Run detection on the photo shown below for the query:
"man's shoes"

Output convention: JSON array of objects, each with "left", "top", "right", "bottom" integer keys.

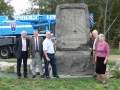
[
  {"left": 93, "top": 74, "right": 97, "bottom": 77},
  {"left": 46, "top": 76, "right": 50, "bottom": 79},
  {"left": 54, "top": 75, "right": 59, "bottom": 78},
  {"left": 32, "top": 75, "right": 36, "bottom": 78},
  {"left": 41, "top": 75, "right": 44, "bottom": 78},
  {"left": 18, "top": 76, "right": 21, "bottom": 79},
  {"left": 24, "top": 76, "right": 29, "bottom": 78},
  {"left": 55, "top": 76, "right": 59, "bottom": 78}
]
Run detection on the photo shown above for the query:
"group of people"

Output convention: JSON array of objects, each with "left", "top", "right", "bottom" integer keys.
[
  {"left": 15, "top": 30, "right": 59, "bottom": 79},
  {"left": 91, "top": 30, "right": 110, "bottom": 85},
  {"left": 15, "top": 29, "right": 110, "bottom": 83}
]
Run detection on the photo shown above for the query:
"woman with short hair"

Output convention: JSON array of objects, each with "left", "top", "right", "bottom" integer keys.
[{"left": 95, "top": 34, "right": 110, "bottom": 85}]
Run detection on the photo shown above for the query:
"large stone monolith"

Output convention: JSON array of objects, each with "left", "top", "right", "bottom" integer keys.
[{"left": 55, "top": 3, "right": 94, "bottom": 75}]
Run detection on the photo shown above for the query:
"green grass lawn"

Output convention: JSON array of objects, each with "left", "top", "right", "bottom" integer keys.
[
  {"left": 108, "top": 61, "right": 116, "bottom": 68},
  {"left": 0, "top": 60, "right": 118, "bottom": 90},
  {"left": 110, "top": 49, "right": 120, "bottom": 55},
  {"left": 0, "top": 61, "right": 118, "bottom": 90},
  {"left": 0, "top": 77, "right": 120, "bottom": 90}
]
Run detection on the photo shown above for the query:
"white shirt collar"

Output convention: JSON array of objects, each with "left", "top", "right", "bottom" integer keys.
[
  {"left": 21, "top": 37, "right": 26, "bottom": 40},
  {"left": 46, "top": 38, "right": 51, "bottom": 40}
]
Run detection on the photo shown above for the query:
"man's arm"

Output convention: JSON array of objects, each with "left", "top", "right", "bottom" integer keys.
[
  {"left": 15, "top": 38, "right": 18, "bottom": 53},
  {"left": 27, "top": 38, "right": 30, "bottom": 50},
  {"left": 14, "top": 38, "right": 19, "bottom": 58},
  {"left": 40, "top": 37, "right": 44, "bottom": 59},
  {"left": 29, "top": 38, "right": 32, "bottom": 58},
  {"left": 43, "top": 40, "right": 50, "bottom": 61},
  {"left": 43, "top": 50, "right": 50, "bottom": 61}
]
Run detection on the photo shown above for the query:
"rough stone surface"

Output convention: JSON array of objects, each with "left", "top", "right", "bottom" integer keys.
[
  {"left": 14, "top": 64, "right": 30, "bottom": 74},
  {"left": 55, "top": 3, "right": 94, "bottom": 75},
  {"left": 56, "top": 3, "right": 90, "bottom": 51},
  {"left": 55, "top": 51, "right": 94, "bottom": 75},
  {"left": 0, "top": 62, "right": 16, "bottom": 72},
  {"left": 115, "top": 59, "right": 120, "bottom": 68}
]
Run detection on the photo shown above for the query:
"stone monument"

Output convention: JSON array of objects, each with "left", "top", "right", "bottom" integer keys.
[{"left": 55, "top": 3, "right": 94, "bottom": 75}]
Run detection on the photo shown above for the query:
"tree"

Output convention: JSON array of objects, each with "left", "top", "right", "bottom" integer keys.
[
  {"left": 0, "top": 0, "right": 14, "bottom": 15},
  {"left": 23, "top": 0, "right": 120, "bottom": 44}
]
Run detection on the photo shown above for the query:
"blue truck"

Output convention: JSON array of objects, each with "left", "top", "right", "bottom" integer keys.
[
  {"left": 0, "top": 15, "right": 56, "bottom": 59},
  {"left": 0, "top": 14, "right": 94, "bottom": 59}
]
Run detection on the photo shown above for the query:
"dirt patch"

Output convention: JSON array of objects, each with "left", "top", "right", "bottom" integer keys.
[{"left": 109, "top": 55, "right": 120, "bottom": 61}]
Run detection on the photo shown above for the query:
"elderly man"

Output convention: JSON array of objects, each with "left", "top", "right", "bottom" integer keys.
[
  {"left": 92, "top": 30, "right": 99, "bottom": 52},
  {"left": 15, "top": 30, "right": 29, "bottom": 79},
  {"left": 92, "top": 30, "right": 99, "bottom": 77},
  {"left": 43, "top": 31, "right": 59, "bottom": 79},
  {"left": 29, "top": 30, "right": 44, "bottom": 78}
]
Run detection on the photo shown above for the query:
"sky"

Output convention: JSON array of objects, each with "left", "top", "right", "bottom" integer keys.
[{"left": 10, "top": 0, "right": 30, "bottom": 15}]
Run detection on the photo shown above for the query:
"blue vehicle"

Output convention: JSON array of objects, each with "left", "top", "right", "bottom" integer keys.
[
  {"left": 0, "top": 15, "right": 56, "bottom": 36},
  {"left": 0, "top": 14, "right": 94, "bottom": 59},
  {"left": 0, "top": 15, "right": 56, "bottom": 58}
]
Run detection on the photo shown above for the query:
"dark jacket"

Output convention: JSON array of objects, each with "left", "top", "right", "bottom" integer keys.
[
  {"left": 29, "top": 36, "right": 43, "bottom": 59},
  {"left": 15, "top": 37, "right": 29, "bottom": 59}
]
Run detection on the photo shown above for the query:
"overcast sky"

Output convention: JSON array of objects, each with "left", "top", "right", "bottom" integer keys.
[{"left": 10, "top": 0, "right": 30, "bottom": 15}]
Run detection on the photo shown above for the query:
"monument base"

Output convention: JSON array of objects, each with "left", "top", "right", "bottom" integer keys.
[{"left": 55, "top": 51, "right": 94, "bottom": 75}]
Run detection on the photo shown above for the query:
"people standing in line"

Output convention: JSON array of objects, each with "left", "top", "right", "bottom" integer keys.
[
  {"left": 43, "top": 31, "right": 59, "bottom": 79},
  {"left": 95, "top": 34, "right": 110, "bottom": 85},
  {"left": 15, "top": 30, "right": 29, "bottom": 79},
  {"left": 92, "top": 30, "right": 99, "bottom": 77},
  {"left": 29, "top": 30, "right": 44, "bottom": 78}
]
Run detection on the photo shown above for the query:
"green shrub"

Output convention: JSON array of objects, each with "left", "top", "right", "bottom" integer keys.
[{"left": 113, "top": 69, "right": 120, "bottom": 78}]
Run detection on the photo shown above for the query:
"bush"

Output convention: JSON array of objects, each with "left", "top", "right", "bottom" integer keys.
[{"left": 113, "top": 69, "right": 120, "bottom": 78}]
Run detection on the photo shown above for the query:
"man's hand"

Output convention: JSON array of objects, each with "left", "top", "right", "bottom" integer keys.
[
  {"left": 54, "top": 40, "right": 57, "bottom": 45},
  {"left": 30, "top": 55, "right": 32, "bottom": 59},
  {"left": 46, "top": 57, "right": 50, "bottom": 61}
]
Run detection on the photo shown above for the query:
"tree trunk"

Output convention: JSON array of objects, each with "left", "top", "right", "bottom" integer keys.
[{"left": 103, "top": 0, "right": 108, "bottom": 37}]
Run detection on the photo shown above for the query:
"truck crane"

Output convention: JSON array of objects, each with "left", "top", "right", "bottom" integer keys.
[
  {"left": 0, "top": 14, "right": 56, "bottom": 59},
  {"left": 0, "top": 14, "right": 94, "bottom": 59}
]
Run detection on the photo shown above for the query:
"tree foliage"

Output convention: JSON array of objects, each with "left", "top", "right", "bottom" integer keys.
[
  {"left": 23, "top": 0, "right": 120, "bottom": 42},
  {"left": 0, "top": 0, "right": 14, "bottom": 15}
]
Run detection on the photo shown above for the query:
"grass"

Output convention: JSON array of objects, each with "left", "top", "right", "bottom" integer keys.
[
  {"left": 108, "top": 61, "right": 116, "bottom": 68},
  {"left": 0, "top": 57, "right": 118, "bottom": 90},
  {"left": 110, "top": 49, "right": 120, "bottom": 55},
  {"left": 0, "top": 61, "right": 118, "bottom": 90},
  {"left": 0, "top": 59, "right": 16, "bottom": 62},
  {"left": 0, "top": 77, "right": 120, "bottom": 90}
]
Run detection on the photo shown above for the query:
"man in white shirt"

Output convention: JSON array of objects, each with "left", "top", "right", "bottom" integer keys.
[
  {"left": 15, "top": 30, "right": 29, "bottom": 79},
  {"left": 92, "top": 30, "right": 99, "bottom": 77},
  {"left": 92, "top": 30, "right": 98, "bottom": 52},
  {"left": 29, "top": 30, "right": 44, "bottom": 78},
  {"left": 43, "top": 31, "right": 59, "bottom": 79}
]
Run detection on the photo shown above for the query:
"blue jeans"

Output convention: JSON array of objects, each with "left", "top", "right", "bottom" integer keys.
[{"left": 43, "top": 53, "right": 57, "bottom": 77}]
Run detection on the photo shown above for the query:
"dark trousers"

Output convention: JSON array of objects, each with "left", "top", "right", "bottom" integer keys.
[
  {"left": 43, "top": 53, "right": 57, "bottom": 77},
  {"left": 17, "top": 51, "right": 27, "bottom": 77}
]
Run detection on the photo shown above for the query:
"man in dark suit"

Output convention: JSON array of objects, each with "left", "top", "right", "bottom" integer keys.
[
  {"left": 29, "top": 30, "right": 44, "bottom": 78},
  {"left": 15, "top": 30, "right": 29, "bottom": 79}
]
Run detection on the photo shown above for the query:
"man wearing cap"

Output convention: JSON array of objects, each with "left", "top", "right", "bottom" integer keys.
[{"left": 15, "top": 30, "right": 29, "bottom": 79}]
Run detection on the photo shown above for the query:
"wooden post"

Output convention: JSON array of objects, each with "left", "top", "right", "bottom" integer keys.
[{"left": 119, "top": 41, "right": 120, "bottom": 50}]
